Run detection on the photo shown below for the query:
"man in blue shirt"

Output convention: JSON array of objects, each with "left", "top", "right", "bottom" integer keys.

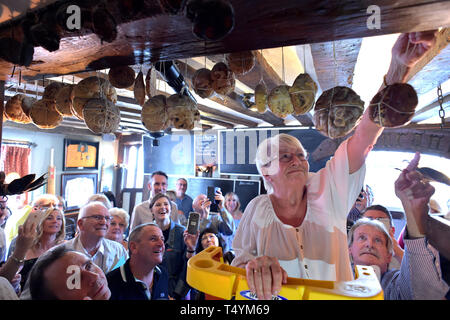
[
  {"left": 107, "top": 223, "right": 169, "bottom": 300},
  {"left": 175, "top": 178, "right": 193, "bottom": 220}
]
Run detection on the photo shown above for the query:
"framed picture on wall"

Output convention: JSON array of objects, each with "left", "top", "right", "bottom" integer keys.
[
  {"left": 63, "top": 139, "right": 99, "bottom": 171},
  {"left": 61, "top": 173, "right": 98, "bottom": 211}
]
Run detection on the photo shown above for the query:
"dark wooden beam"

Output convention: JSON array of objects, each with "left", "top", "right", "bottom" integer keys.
[
  {"left": 2, "top": 0, "right": 448, "bottom": 81},
  {"left": 200, "top": 116, "right": 234, "bottom": 129}
]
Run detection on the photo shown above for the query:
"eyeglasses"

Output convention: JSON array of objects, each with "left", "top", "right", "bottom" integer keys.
[
  {"left": 82, "top": 215, "right": 113, "bottom": 222},
  {"left": 278, "top": 152, "right": 309, "bottom": 162},
  {"left": 263, "top": 150, "right": 309, "bottom": 167},
  {"left": 201, "top": 234, "right": 217, "bottom": 241}
]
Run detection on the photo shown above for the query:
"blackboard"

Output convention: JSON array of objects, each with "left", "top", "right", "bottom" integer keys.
[
  {"left": 168, "top": 176, "right": 260, "bottom": 212},
  {"left": 143, "top": 133, "right": 195, "bottom": 176},
  {"left": 234, "top": 179, "right": 260, "bottom": 212},
  {"left": 218, "top": 128, "right": 330, "bottom": 175}
]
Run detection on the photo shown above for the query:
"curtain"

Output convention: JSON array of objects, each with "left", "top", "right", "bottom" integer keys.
[{"left": 1, "top": 145, "right": 31, "bottom": 178}]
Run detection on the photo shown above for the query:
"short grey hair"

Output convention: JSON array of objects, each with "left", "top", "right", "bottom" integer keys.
[
  {"left": 255, "top": 133, "right": 306, "bottom": 194},
  {"left": 87, "top": 194, "right": 112, "bottom": 209},
  {"left": 347, "top": 218, "right": 394, "bottom": 256},
  {"left": 108, "top": 207, "right": 130, "bottom": 229}
]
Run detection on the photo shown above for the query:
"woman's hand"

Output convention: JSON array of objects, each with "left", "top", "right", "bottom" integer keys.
[
  {"left": 215, "top": 189, "right": 225, "bottom": 209},
  {"left": 245, "top": 256, "right": 288, "bottom": 300},
  {"left": 15, "top": 217, "right": 37, "bottom": 256},
  {"left": 183, "top": 230, "right": 199, "bottom": 254}
]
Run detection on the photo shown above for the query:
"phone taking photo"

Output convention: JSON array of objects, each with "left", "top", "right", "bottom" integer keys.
[
  {"left": 206, "top": 186, "right": 219, "bottom": 212},
  {"left": 25, "top": 209, "right": 41, "bottom": 227},
  {"left": 187, "top": 212, "right": 200, "bottom": 235}
]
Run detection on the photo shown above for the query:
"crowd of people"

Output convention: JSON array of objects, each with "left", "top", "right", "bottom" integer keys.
[{"left": 0, "top": 30, "right": 448, "bottom": 301}]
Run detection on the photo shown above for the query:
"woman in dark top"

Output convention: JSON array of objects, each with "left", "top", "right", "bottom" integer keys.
[
  {"left": 149, "top": 193, "right": 198, "bottom": 299},
  {"left": 19, "top": 207, "right": 66, "bottom": 288}
]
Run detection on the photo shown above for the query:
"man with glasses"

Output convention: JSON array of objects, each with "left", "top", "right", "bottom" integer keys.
[
  {"left": 61, "top": 201, "right": 128, "bottom": 274},
  {"left": 175, "top": 178, "right": 194, "bottom": 220},
  {"left": 347, "top": 152, "right": 449, "bottom": 299}
]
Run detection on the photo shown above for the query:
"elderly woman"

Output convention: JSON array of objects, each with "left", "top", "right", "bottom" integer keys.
[
  {"left": 19, "top": 207, "right": 66, "bottom": 288},
  {"left": 149, "top": 193, "right": 198, "bottom": 299},
  {"left": 231, "top": 30, "right": 438, "bottom": 299},
  {"left": 106, "top": 208, "right": 129, "bottom": 249}
]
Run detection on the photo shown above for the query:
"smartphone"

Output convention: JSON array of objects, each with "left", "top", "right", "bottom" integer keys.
[
  {"left": 187, "top": 212, "right": 200, "bottom": 235},
  {"left": 206, "top": 186, "right": 219, "bottom": 212}
]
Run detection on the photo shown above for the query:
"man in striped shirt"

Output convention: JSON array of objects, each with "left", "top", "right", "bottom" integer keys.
[{"left": 348, "top": 153, "right": 449, "bottom": 299}]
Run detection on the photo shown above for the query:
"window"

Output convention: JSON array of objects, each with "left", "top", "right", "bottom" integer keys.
[
  {"left": 124, "top": 144, "right": 144, "bottom": 189},
  {"left": 365, "top": 151, "right": 449, "bottom": 213}
]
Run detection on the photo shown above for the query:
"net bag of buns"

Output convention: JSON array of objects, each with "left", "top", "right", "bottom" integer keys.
[
  {"left": 192, "top": 68, "right": 214, "bottom": 98},
  {"left": 108, "top": 66, "right": 135, "bottom": 89},
  {"left": 43, "top": 82, "right": 64, "bottom": 101},
  {"left": 55, "top": 84, "right": 75, "bottom": 117},
  {"left": 368, "top": 83, "right": 417, "bottom": 127},
  {"left": 167, "top": 93, "right": 200, "bottom": 130},
  {"left": 225, "top": 51, "right": 255, "bottom": 75},
  {"left": 82, "top": 98, "right": 121, "bottom": 134},
  {"left": 141, "top": 95, "right": 170, "bottom": 132},
  {"left": 30, "top": 99, "right": 63, "bottom": 129},
  {"left": 313, "top": 86, "right": 364, "bottom": 139},
  {"left": 211, "top": 62, "right": 235, "bottom": 95},
  {"left": 289, "top": 73, "right": 318, "bottom": 115},
  {"left": 254, "top": 82, "right": 268, "bottom": 114},
  {"left": 268, "top": 85, "right": 294, "bottom": 118},
  {"left": 4, "top": 94, "right": 36, "bottom": 123},
  {"left": 72, "top": 76, "right": 117, "bottom": 120}
]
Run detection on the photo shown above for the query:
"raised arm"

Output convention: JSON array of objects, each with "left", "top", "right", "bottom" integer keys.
[{"left": 347, "top": 30, "right": 437, "bottom": 174}]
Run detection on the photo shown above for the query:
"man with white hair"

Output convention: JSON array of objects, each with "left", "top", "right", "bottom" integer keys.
[{"left": 63, "top": 201, "right": 128, "bottom": 274}]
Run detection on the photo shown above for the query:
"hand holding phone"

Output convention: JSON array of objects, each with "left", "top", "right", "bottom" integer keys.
[
  {"left": 25, "top": 209, "right": 42, "bottom": 227},
  {"left": 187, "top": 212, "right": 200, "bottom": 235}
]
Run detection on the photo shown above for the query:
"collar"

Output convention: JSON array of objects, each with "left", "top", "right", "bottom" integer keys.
[
  {"left": 74, "top": 235, "right": 105, "bottom": 258},
  {"left": 119, "top": 259, "right": 161, "bottom": 284}
]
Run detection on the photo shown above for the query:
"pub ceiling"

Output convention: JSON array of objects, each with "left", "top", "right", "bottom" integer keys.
[{"left": 0, "top": 0, "right": 449, "bottom": 158}]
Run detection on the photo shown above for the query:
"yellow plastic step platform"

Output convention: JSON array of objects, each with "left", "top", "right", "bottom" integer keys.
[{"left": 187, "top": 246, "right": 384, "bottom": 300}]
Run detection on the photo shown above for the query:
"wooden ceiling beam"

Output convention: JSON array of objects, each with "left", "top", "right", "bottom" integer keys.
[
  {"left": 200, "top": 116, "right": 234, "bottom": 129},
  {"left": 411, "top": 94, "right": 450, "bottom": 123}
]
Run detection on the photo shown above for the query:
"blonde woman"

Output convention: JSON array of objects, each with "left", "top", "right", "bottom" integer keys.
[
  {"left": 224, "top": 192, "right": 243, "bottom": 222},
  {"left": 19, "top": 207, "right": 66, "bottom": 288},
  {"left": 106, "top": 208, "right": 129, "bottom": 249}
]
